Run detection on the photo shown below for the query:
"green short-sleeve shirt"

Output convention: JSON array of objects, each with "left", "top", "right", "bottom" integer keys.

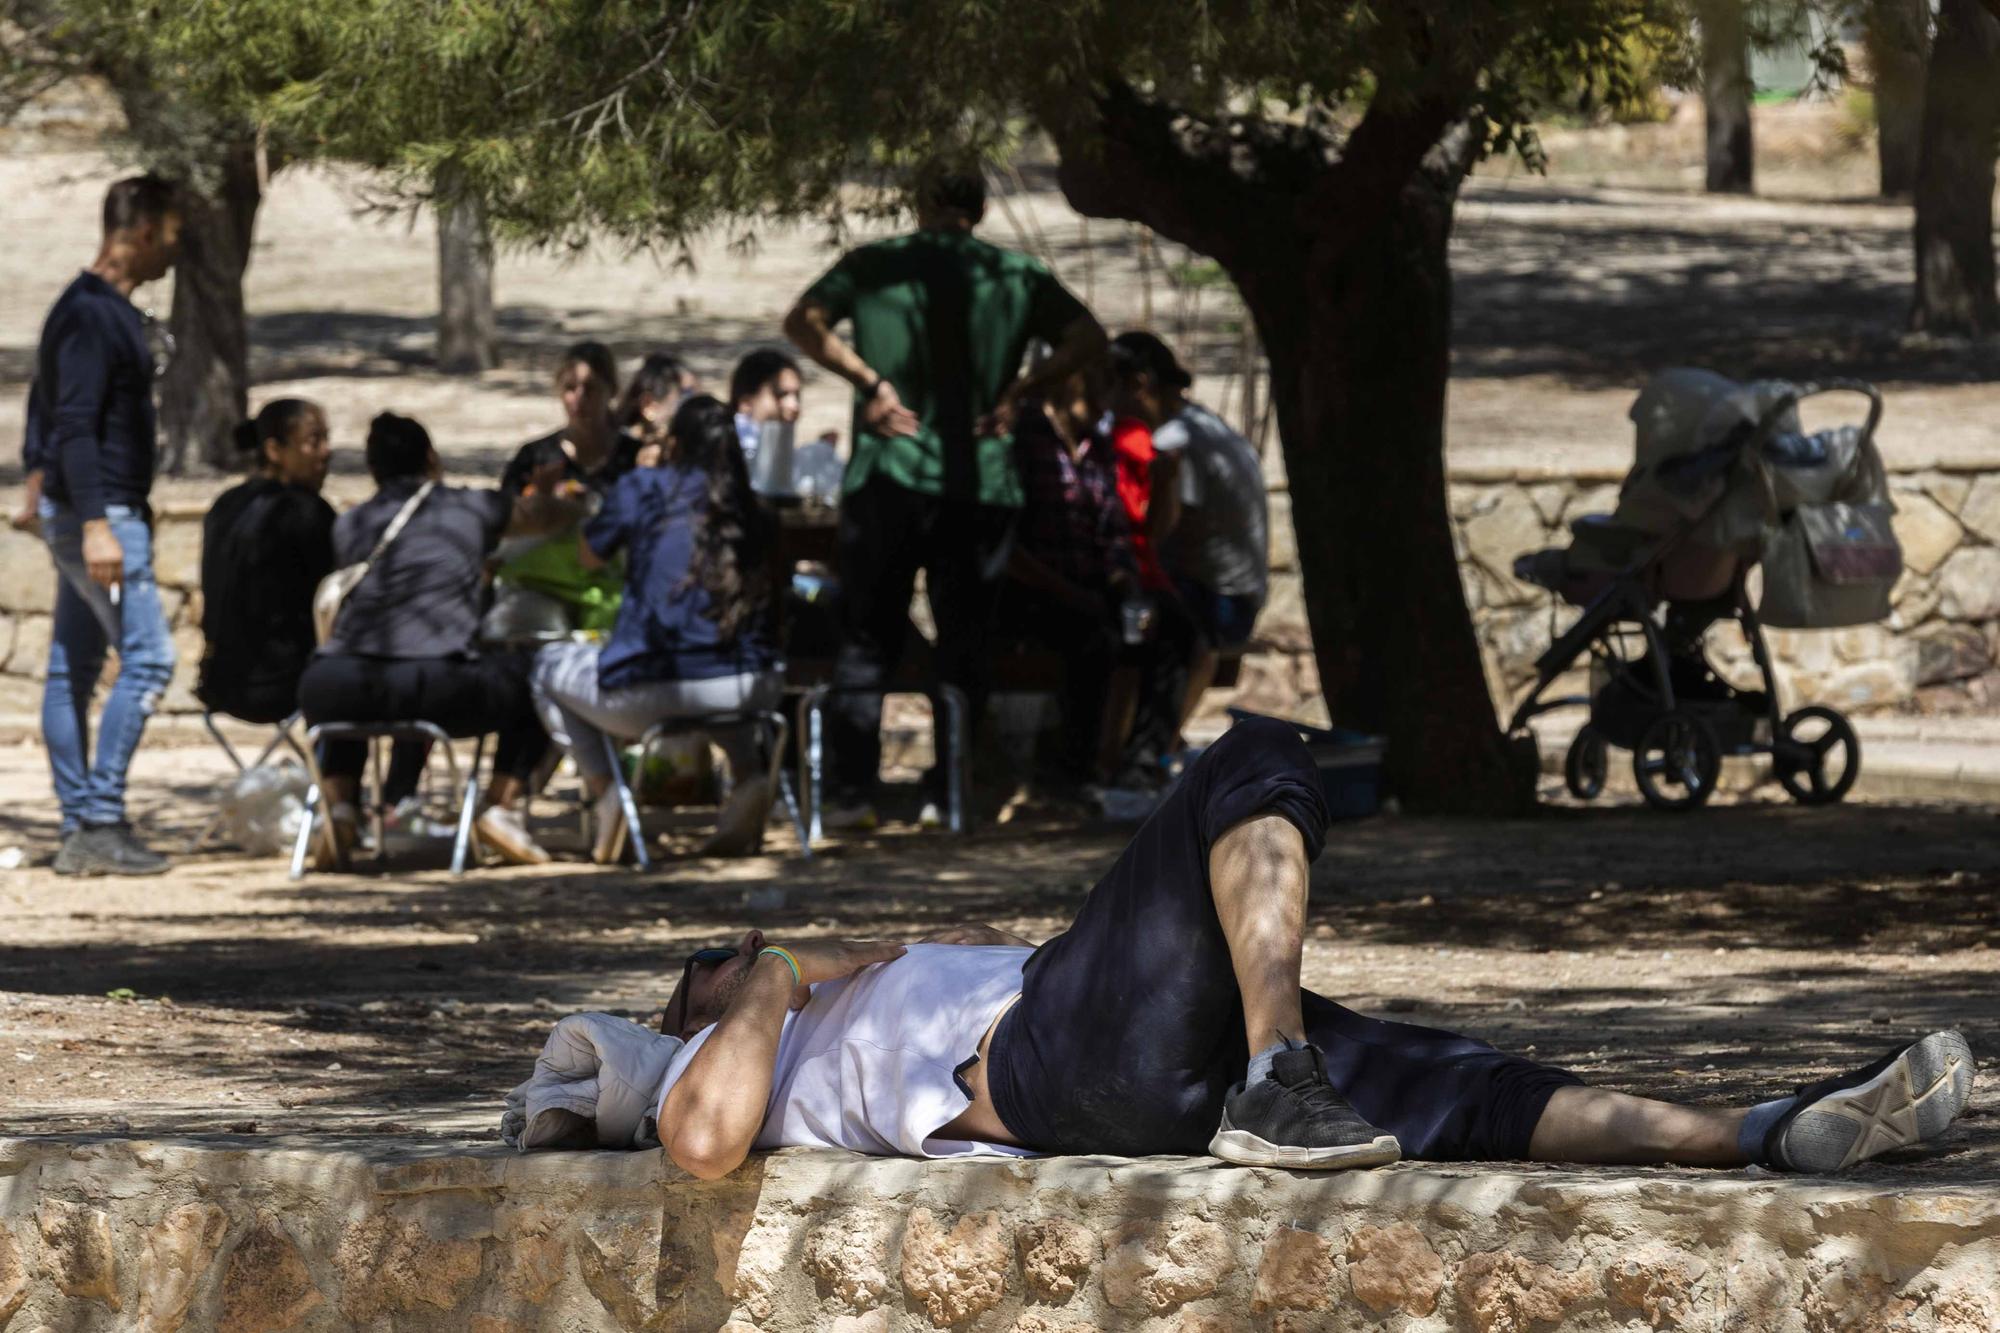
[{"left": 803, "top": 229, "right": 1091, "bottom": 509}]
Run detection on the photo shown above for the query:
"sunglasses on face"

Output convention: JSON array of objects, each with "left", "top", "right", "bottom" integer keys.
[{"left": 661, "top": 947, "right": 737, "bottom": 1036}]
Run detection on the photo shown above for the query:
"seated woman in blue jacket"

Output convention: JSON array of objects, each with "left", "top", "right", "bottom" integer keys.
[{"left": 533, "top": 395, "right": 781, "bottom": 861}]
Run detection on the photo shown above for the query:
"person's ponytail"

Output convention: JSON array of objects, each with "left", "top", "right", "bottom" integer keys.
[{"left": 231, "top": 419, "right": 261, "bottom": 460}]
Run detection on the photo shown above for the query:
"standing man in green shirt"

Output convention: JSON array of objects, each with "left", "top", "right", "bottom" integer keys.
[{"left": 784, "top": 170, "right": 1107, "bottom": 828}]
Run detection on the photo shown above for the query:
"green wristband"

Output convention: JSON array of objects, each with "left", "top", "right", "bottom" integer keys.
[{"left": 759, "top": 946, "right": 802, "bottom": 986}]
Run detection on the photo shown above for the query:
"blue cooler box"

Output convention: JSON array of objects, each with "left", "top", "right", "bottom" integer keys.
[{"left": 1226, "top": 709, "right": 1386, "bottom": 820}]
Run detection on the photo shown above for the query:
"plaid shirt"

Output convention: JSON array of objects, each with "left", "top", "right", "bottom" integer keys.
[{"left": 1013, "top": 411, "right": 1138, "bottom": 591}]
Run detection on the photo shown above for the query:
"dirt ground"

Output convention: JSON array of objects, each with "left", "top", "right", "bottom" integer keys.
[{"left": 1, "top": 736, "right": 1996, "bottom": 1186}]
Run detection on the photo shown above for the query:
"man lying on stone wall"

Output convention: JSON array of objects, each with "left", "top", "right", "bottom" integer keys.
[{"left": 619, "top": 718, "right": 1974, "bottom": 1180}]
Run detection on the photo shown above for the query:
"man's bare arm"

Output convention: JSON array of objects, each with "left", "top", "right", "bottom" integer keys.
[
  {"left": 982, "top": 313, "right": 1110, "bottom": 436},
  {"left": 661, "top": 954, "right": 795, "bottom": 1180},
  {"left": 660, "top": 939, "right": 907, "bottom": 1179},
  {"left": 918, "top": 925, "right": 1035, "bottom": 947},
  {"left": 783, "top": 299, "right": 920, "bottom": 437}
]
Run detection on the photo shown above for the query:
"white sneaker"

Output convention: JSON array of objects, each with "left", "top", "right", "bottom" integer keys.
[
  {"left": 917, "top": 800, "right": 945, "bottom": 830},
  {"left": 820, "top": 800, "right": 879, "bottom": 833},
  {"left": 475, "top": 804, "right": 551, "bottom": 865}
]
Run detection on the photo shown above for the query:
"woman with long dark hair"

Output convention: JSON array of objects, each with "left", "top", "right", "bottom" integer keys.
[{"left": 532, "top": 394, "right": 780, "bottom": 860}]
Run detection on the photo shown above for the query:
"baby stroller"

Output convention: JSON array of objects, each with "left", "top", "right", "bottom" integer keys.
[{"left": 1508, "top": 371, "right": 1902, "bottom": 810}]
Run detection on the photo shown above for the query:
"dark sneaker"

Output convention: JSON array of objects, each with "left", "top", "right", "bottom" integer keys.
[
  {"left": 81, "top": 824, "right": 170, "bottom": 877},
  {"left": 51, "top": 829, "right": 91, "bottom": 877},
  {"left": 1210, "top": 1045, "right": 1402, "bottom": 1170},
  {"left": 1764, "top": 1030, "right": 1975, "bottom": 1172}
]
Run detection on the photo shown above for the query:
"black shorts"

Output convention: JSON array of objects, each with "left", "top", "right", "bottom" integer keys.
[{"left": 986, "top": 716, "right": 1582, "bottom": 1160}]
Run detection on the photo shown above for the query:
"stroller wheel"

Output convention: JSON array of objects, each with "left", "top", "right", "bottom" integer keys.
[
  {"left": 1632, "top": 709, "right": 1721, "bottom": 811},
  {"left": 1774, "top": 705, "right": 1860, "bottom": 806},
  {"left": 1565, "top": 726, "right": 1610, "bottom": 801}
]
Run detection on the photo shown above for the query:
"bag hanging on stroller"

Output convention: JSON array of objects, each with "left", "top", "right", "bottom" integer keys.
[{"left": 1758, "top": 501, "right": 1901, "bottom": 629}]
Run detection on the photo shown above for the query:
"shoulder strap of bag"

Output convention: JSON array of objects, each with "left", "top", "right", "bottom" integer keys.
[{"left": 365, "top": 480, "right": 436, "bottom": 565}]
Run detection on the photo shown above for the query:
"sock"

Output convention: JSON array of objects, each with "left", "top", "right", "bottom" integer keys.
[
  {"left": 1737, "top": 1095, "right": 1797, "bottom": 1164},
  {"left": 1245, "top": 1036, "right": 1302, "bottom": 1086}
]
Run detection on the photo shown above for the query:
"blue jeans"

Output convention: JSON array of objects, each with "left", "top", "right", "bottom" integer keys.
[{"left": 40, "top": 503, "right": 177, "bottom": 830}]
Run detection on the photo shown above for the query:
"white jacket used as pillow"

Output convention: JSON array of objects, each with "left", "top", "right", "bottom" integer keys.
[{"left": 501, "top": 1012, "right": 684, "bottom": 1152}]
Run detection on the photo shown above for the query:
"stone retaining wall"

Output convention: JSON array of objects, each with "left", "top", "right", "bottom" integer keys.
[
  {"left": 1, "top": 465, "right": 1996, "bottom": 729},
  {"left": 3, "top": 1136, "right": 1997, "bottom": 1332}
]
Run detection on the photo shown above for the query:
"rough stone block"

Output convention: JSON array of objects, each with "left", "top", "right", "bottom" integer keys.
[
  {"left": 0, "top": 529, "right": 53, "bottom": 615},
  {"left": 1889, "top": 570, "right": 1941, "bottom": 632},
  {"left": 334, "top": 1212, "right": 483, "bottom": 1321},
  {"left": 576, "top": 1213, "right": 696, "bottom": 1332},
  {"left": 1461, "top": 490, "right": 1551, "bottom": 594},
  {"left": 1820, "top": 661, "right": 1913, "bottom": 712},
  {"left": 218, "top": 1215, "right": 321, "bottom": 1333},
  {"left": 1251, "top": 1226, "right": 1335, "bottom": 1314},
  {"left": 36, "top": 1199, "right": 121, "bottom": 1310},
  {"left": 136, "top": 1202, "right": 228, "bottom": 1333},
  {"left": 1957, "top": 474, "right": 2000, "bottom": 544},
  {"left": 899, "top": 1208, "right": 1009, "bottom": 1328},
  {"left": 1925, "top": 472, "right": 1972, "bottom": 515},
  {"left": 829, "top": 1312, "right": 891, "bottom": 1333},
  {"left": 1891, "top": 492, "right": 1963, "bottom": 576},
  {"left": 1452, "top": 1251, "right": 1596, "bottom": 1333},
  {"left": 1016, "top": 1216, "right": 1097, "bottom": 1304},
  {"left": 1937, "top": 547, "right": 2000, "bottom": 622},
  {"left": 803, "top": 1213, "right": 893, "bottom": 1310},
  {"left": 1100, "top": 1215, "right": 1231, "bottom": 1316},
  {"left": 152, "top": 519, "right": 203, "bottom": 591},
  {"left": 8, "top": 615, "right": 50, "bottom": 683},
  {"left": 1605, "top": 1243, "right": 1707, "bottom": 1328},
  {"left": 1527, "top": 482, "right": 1570, "bottom": 528},
  {"left": 0, "top": 1223, "right": 26, "bottom": 1327},
  {"left": 1347, "top": 1223, "right": 1443, "bottom": 1317},
  {"left": 497, "top": 1232, "right": 565, "bottom": 1305},
  {"left": 1912, "top": 624, "right": 1992, "bottom": 687}
]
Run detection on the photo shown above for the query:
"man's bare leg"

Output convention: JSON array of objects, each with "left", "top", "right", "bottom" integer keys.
[
  {"left": 1529, "top": 1088, "right": 1748, "bottom": 1166},
  {"left": 1206, "top": 813, "right": 1400, "bottom": 1168},
  {"left": 1209, "top": 814, "right": 1308, "bottom": 1054}
]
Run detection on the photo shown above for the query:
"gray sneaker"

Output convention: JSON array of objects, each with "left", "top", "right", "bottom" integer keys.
[
  {"left": 1763, "top": 1030, "right": 1976, "bottom": 1172},
  {"left": 1209, "top": 1045, "right": 1402, "bottom": 1170},
  {"left": 51, "top": 829, "right": 91, "bottom": 877},
  {"left": 57, "top": 825, "right": 169, "bottom": 877}
]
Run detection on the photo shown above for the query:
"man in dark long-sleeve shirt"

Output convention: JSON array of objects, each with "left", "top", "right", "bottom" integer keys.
[{"left": 35, "top": 175, "right": 183, "bottom": 876}]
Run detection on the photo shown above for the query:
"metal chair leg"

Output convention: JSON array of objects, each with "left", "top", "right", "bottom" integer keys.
[
  {"left": 602, "top": 732, "right": 651, "bottom": 871},
  {"left": 288, "top": 782, "right": 319, "bottom": 881},
  {"left": 939, "top": 684, "right": 970, "bottom": 835},
  {"left": 762, "top": 711, "right": 811, "bottom": 860},
  {"left": 451, "top": 734, "right": 485, "bottom": 876},
  {"left": 802, "top": 687, "right": 830, "bottom": 845}
]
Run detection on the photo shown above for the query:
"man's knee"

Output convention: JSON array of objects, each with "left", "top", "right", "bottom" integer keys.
[{"left": 1203, "top": 715, "right": 1318, "bottom": 781}]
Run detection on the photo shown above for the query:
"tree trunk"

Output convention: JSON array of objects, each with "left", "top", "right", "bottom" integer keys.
[
  {"left": 1054, "top": 93, "right": 1534, "bottom": 814},
  {"left": 1699, "top": 0, "right": 1755, "bottom": 194},
  {"left": 437, "top": 194, "right": 497, "bottom": 374},
  {"left": 1865, "top": 0, "right": 1930, "bottom": 198},
  {"left": 1912, "top": 0, "right": 2000, "bottom": 335},
  {"left": 158, "top": 139, "right": 262, "bottom": 473}
]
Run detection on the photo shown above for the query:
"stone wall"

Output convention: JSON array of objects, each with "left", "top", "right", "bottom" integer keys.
[
  {"left": 1, "top": 467, "right": 1996, "bottom": 729},
  {"left": 4, "top": 1135, "right": 1998, "bottom": 1332}
]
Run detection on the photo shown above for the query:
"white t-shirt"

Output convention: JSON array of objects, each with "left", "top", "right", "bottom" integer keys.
[
  {"left": 1151, "top": 403, "right": 1269, "bottom": 600},
  {"left": 654, "top": 944, "right": 1037, "bottom": 1159}
]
